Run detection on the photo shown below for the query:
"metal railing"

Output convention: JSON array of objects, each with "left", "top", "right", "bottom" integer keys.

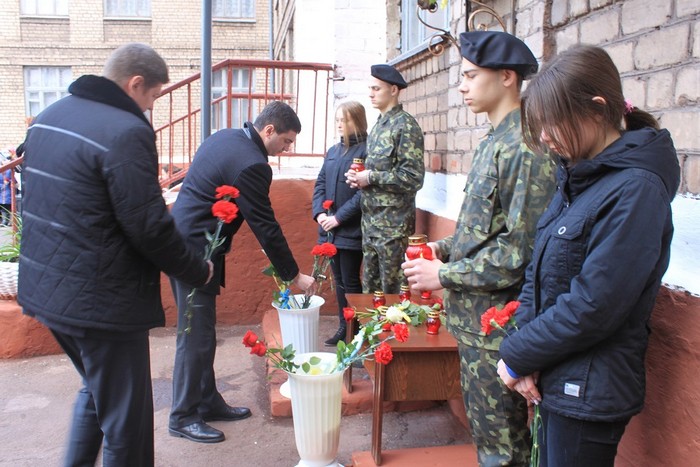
[
  {"left": 154, "top": 58, "right": 335, "bottom": 187},
  {"left": 1, "top": 58, "right": 335, "bottom": 225}
]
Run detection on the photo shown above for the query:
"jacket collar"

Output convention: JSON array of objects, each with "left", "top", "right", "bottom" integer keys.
[
  {"left": 378, "top": 104, "right": 403, "bottom": 123},
  {"left": 243, "top": 122, "right": 269, "bottom": 158},
  {"left": 68, "top": 75, "right": 151, "bottom": 126},
  {"left": 491, "top": 108, "right": 521, "bottom": 139}
]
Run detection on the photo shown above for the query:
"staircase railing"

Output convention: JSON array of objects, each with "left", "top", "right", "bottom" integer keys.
[
  {"left": 153, "top": 58, "right": 335, "bottom": 187},
  {"left": 1, "top": 58, "right": 335, "bottom": 225}
]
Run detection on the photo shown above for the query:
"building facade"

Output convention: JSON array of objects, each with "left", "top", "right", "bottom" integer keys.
[
  {"left": 0, "top": 0, "right": 271, "bottom": 149},
  {"left": 271, "top": 0, "right": 387, "bottom": 129},
  {"left": 384, "top": 0, "right": 699, "bottom": 240}
]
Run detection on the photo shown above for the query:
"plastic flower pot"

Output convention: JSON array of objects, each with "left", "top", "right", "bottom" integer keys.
[{"left": 287, "top": 352, "right": 345, "bottom": 467}]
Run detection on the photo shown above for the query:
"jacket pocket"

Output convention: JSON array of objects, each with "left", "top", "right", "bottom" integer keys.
[
  {"left": 463, "top": 173, "right": 498, "bottom": 233},
  {"left": 538, "top": 214, "right": 588, "bottom": 307},
  {"left": 551, "top": 214, "right": 588, "bottom": 279}
]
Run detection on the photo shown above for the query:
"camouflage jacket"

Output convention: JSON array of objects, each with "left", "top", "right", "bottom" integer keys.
[
  {"left": 435, "top": 109, "right": 556, "bottom": 349},
  {"left": 361, "top": 104, "right": 425, "bottom": 239}
]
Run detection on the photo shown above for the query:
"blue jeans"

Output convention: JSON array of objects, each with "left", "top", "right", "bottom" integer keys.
[{"left": 540, "top": 406, "right": 629, "bottom": 467}]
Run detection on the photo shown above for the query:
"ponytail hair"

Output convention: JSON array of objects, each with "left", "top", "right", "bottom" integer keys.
[
  {"left": 522, "top": 45, "right": 660, "bottom": 158},
  {"left": 624, "top": 106, "right": 660, "bottom": 131}
]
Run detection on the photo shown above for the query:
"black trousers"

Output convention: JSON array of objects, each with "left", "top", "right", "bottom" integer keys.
[
  {"left": 51, "top": 329, "right": 154, "bottom": 467},
  {"left": 540, "top": 406, "right": 630, "bottom": 467},
  {"left": 330, "top": 248, "right": 363, "bottom": 327},
  {"left": 169, "top": 278, "right": 227, "bottom": 428}
]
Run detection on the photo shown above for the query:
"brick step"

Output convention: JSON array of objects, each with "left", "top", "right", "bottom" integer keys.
[{"left": 351, "top": 444, "right": 478, "bottom": 466}]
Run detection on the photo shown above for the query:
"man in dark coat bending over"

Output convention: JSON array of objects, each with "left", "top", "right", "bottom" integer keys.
[
  {"left": 168, "top": 101, "right": 315, "bottom": 443},
  {"left": 18, "top": 43, "right": 213, "bottom": 466}
]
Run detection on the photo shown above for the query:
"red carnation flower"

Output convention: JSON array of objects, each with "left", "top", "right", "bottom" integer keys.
[
  {"left": 322, "top": 199, "right": 333, "bottom": 210},
  {"left": 343, "top": 307, "right": 355, "bottom": 321},
  {"left": 311, "top": 242, "right": 337, "bottom": 257},
  {"left": 319, "top": 242, "right": 337, "bottom": 257},
  {"left": 493, "top": 309, "right": 512, "bottom": 328},
  {"left": 374, "top": 342, "right": 393, "bottom": 365},
  {"left": 242, "top": 330, "right": 258, "bottom": 348},
  {"left": 250, "top": 341, "right": 267, "bottom": 357},
  {"left": 212, "top": 200, "right": 239, "bottom": 223},
  {"left": 501, "top": 301, "right": 520, "bottom": 318},
  {"left": 391, "top": 323, "right": 409, "bottom": 343},
  {"left": 480, "top": 306, "right": 498, "bottom": 335},
  {"left": 215, "top": 185, "right": 240, "bottom": 200}
]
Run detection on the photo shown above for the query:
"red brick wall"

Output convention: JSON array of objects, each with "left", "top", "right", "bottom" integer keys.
[{"left": 616, "top": 287, "right": 700, "bottom": 466}]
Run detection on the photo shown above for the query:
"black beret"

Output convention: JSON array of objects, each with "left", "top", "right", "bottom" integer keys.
[
  {"left": 370, "top": 64, "right": 408, "bottom": 89},
  {"left": 459, "top": 31, "right": 538, "bottom": 79}
]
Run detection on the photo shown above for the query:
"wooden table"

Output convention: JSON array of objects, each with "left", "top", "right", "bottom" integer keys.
[{"left": 345, "top": 293, "right": 462, "bottom": 465}]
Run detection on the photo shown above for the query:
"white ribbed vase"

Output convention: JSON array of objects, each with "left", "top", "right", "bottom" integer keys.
[
  {"left": 273, "top": 294, "right": 324, "bottom": 355},
  {"left": 288, "top": 352, "right": 344, "bottom": 467}
]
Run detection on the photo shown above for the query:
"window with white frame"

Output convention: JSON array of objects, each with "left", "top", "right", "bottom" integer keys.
[
  {"left": 24, "top": 67, "right": 72, "bottom": 118},
  {"left": 20, "top": 0, "right": 69, "bottom": 16},
  {"left": 401, "top": 0, "right": 450, "bottom": 54},
  {"left": 213, "top": 0, "right": 255, "bottom": 20},
  {"left": 212, "top": 68, "right": 256, "bottom": 132},
  {"left": 104, "top": 0, "right": 151, "bottom": 18}
]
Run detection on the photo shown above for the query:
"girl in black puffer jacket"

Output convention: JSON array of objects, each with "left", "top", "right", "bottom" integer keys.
[
  {"left": 312, "top": 101, "right": 368, "bottom": 345},
  {"left": 497, "top": 45, "right": 680, "bottom": 467}
]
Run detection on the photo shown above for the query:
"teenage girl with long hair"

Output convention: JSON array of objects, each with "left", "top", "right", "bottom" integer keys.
[{"left": 497, "top": 45, "right": 681, "bottom": 466}]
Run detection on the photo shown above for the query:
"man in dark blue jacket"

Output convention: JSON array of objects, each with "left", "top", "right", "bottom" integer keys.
[
  {"left": 168, "top": 101, "right": 315, "bottom": 443},
  {"left": 18, "top": 43, "right": 212, "bottom": 467}
]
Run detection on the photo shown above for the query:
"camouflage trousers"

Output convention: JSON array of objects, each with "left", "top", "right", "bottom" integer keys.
[
  {"left": 457, "top": 341, "right": 531, "bottom": 467},
  {"left": 361, "top": 235, "right": 408, "bottom": 294}
]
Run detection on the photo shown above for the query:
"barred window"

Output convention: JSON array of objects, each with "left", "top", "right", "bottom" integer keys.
[
  {"left": 20, "top": 0, "right": 69, "bottom": 16},
  {"left": 401, "top": 0, "right": 450, "bottom": 54},
  {"left": 212, "top": 68, "right": 256, "bottom": 132},
  {"left": 104, "top": 0, "right": 151, "bottom": 18},
  {"left": 213, "top": 0, "right": 255, "bottom": 20},
  {"left": 24, "top": 67, "right": 72, "bottom": 118}
]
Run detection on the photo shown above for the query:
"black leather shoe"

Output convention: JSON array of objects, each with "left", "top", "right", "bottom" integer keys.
[
  {"left": 324, "top": 327, "right": 347, "bottom": 347},
  {"left": 169, "top": 422, "right": 225, "bottom": 443},
  {"left": 201, "top": 405, "right": 252, "bottom": 422}
]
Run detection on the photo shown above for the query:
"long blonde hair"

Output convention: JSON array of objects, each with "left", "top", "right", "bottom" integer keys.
[{"left": 337, "top": 101, "right": 368, "bottom": 148}]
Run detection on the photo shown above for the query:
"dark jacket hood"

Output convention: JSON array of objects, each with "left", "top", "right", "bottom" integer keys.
[
  {"left": 69, "top": 75, "right": 151, "bottom": 126},
  {"left": 560, "top": 128, "right": 680, "bottom": 200}
]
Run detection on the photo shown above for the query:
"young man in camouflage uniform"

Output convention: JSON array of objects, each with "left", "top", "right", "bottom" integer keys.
[
  {"left": 402, "top": 31, "right": 557, "bottom": 466},
  {"left": 346, "top": 64, "right": 424, "bottom": 294}
]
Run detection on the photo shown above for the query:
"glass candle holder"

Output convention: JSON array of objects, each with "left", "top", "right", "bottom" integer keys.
[
  {"left": 426, "top": 310, "right": 441, "bottom": 335},
  {"left": 350, "top": 158, "right": 365, "bottom": 172},
  {"left": 406, "top": 234, "right": 433, "bottom": 299},
  {"left": 372, "top": 291, "right": 386, "bottom": 308},
  {"left": 399, "top": 284, "right": 411, "bottom": 302}
]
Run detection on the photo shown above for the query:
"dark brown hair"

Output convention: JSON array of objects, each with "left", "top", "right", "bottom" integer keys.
[
  {"left": 521, "top": 45, "right": 659, "bottom": 159},
  {"left": 337, "top": 101, "right": 368, "bottom": 148},
  {"left": 254, "top": 101, "right": 302, "bottom": 134}
]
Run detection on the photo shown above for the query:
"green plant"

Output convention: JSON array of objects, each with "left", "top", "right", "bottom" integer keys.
[{"left": 0, "top": 211, "right": 21, "bottom": 262}]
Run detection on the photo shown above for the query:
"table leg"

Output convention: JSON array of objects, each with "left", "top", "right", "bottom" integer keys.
[
  {"left": 371, "top": 361, "right": 386, "bottom": 465},
  {"left": 343, "top": 317, "right": 358, "bottom": 393}
]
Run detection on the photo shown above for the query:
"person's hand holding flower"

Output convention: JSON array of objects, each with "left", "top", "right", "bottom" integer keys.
[{"left": 182, "top": 185, "right": 240, "bottom": 333}]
